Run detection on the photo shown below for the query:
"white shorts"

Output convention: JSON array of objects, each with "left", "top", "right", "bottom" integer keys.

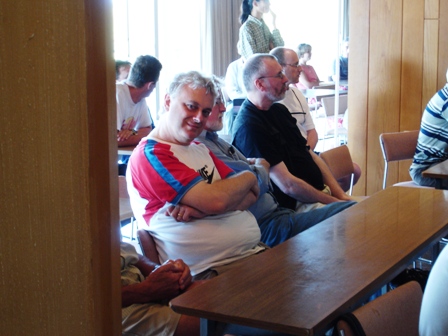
[{"left": 122, "top": 303, "right": 181, "bottom": 336}]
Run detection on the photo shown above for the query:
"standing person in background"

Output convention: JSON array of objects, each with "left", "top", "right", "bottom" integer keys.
[
  {"left": 225, "top": 57, "right": 247, "bottom": 101},
  {"left": 223, "top": 56, "right": 247, "bottom": 135},
  {"left": 237, "top": 0, "right": 284, "bottom": 59},
  {"left": 296, "top": 43, "right": 321, "bottom": 90},
  {"left": 332, "top": 39, "right": 349, "bottom": 82}
]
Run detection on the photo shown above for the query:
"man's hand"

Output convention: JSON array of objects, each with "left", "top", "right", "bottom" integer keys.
[
  {"left": 165, "top": 204, "right": 207, "bottom": 222},
  {"left": 141, "top": 259, "right": 192, "bottom": 301},
  {"left": 117, "top": 129, "right": 135, "bottom": 142},
  {"left": 122, "top": 258, "right": 193, "bottom": 307},
  {"left": 247, "top": 158, "right": 270, "bottom": 173}
]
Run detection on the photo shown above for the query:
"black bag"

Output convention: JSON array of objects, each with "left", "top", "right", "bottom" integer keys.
[{"left": 389, "top": 268, "right": 429, "bottom": 291}]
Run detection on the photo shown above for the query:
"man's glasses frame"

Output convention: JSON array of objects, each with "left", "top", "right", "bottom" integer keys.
[
  {"left": 282, "top": 63, "right": 301, "bottom": 69},
  {"left": 258, "top": 71, "right": 286, "bottom": 80}
]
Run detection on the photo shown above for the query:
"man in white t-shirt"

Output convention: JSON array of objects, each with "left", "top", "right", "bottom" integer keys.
[
  {"left": 271, "top": 47, "right": 318, "bottom": 150},
  {"left": 116, "top": 55, "right": 162, "bottom": 147},
  {"left": 127, "top": 71, "right": 264, "bottom": 279}
]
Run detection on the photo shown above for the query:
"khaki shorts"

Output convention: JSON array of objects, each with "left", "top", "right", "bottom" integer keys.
[{"left": 122, "top": 302, "right": 181, "bottom": 336}]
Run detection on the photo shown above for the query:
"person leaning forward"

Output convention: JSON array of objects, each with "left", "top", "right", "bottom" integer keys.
[{"left": 126, "top": 71, "right": 266, "bottom": 280}]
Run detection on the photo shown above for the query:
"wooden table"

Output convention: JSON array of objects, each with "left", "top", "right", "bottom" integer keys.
[
  {"left": 422, "top": 160, "right": 448, "bottom": 179},
  {"left": 118, "top": 146, "right": 136, "bottom": 156},
  {"left": 303, "top": 89, "right": 348, "bottom": 101},
  {"left": 171, "top": 187, "right": 448, "bottom": 336}
]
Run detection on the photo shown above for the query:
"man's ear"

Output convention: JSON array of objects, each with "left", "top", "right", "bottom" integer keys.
[
  {"left": 147, "top": 82, "right": 156, "bottom": 93},
  {"left": 164, "top": 93, "right": 171, "bottom": 112},
  {"left": 254, "top": 78, "right": 266, "bottom": 92}
]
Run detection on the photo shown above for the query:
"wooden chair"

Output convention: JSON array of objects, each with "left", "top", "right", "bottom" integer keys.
[
  {"left": 334, "top": 281, "right": 422, "bottom": 336},
  {"left": 379, "top": 130, "right": 433, "bottom": 189},
  {"left": 136, "top": 229, "right": 159, "bottom": 264},
  {"left": 320, "top": 145, "right": 355, "bottom": 195},
  {"left": 118, "top": 175, "right": 136, "bottom": 240}
]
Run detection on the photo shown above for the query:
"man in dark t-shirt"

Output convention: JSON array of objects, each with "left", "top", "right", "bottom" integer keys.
[{"left": 232, "top": 53, "right": 353, "bottom": 211}]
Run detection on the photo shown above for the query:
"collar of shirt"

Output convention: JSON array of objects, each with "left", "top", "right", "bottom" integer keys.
[
  {"left": 205, "top": 131, "right": 219, "bottom": 142},
  {"left": 248, "top": 15, "right": 264, "bottom": 27}
]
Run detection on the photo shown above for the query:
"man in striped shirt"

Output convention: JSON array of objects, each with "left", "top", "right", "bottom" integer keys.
[{"left": 410, "top": 69, "right": 448, "bottom": 189}]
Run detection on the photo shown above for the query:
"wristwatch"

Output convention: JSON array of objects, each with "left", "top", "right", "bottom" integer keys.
[{"left": 131, "top": 129, "right": 138, "bottom": 136}]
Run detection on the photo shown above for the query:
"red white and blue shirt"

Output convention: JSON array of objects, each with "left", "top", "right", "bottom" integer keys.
[{"left": 127, "top": 134, "right": 262, "bottom": 275}]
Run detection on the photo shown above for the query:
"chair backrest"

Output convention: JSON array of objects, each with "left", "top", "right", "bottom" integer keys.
[
  {"left": 335, "top": 281, "right": 422, "bottom": 336},
  {"left": 118, "top": 175, "right": 129, "bottom": 199},
  {"left": 379, "top": 130, "right": 419, "bottom": 189},
  {"left": 320, "top": 145, "right": 355, "bottom": 195},
  {"left": 137, "top": 229, "right": 160, "bottom": 264},
  {"left": 321, "top": 94, "right": 348, "bottom": 117}
]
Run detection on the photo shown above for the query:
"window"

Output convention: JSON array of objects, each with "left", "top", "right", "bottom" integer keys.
[
  {"left": 112, "top": 0, "right": 348, "bottom": 123},
  {"left": 113, "top": 0, "right": 206, "bottom": 124}
]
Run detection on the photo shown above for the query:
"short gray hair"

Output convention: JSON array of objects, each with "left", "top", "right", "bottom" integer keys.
[
  {"left": 269, "top": 47, "right": 287, "bottom": 65},
  {"left": 167, "top": 71, "right": 219, "bottom": 102},
  {"left": 243, "top": 54, "right": 278, "bottom": 92}
]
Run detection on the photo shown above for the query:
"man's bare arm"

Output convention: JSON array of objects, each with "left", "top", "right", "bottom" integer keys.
[
  {"left": 117, "top": 126, "right": 152, "bottom": 147},
  {"left": 306, "top": 129, "right": 318, "bottom": 151},
  {"left": 270, "top": 161, "right": 342, "bottom": 204}
]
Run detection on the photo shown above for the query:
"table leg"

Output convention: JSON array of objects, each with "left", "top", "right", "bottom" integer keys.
[
  {"left": 200, "top": 318, "right": 223, "bottom": 336},
  {"left": 432, "top": 242, "right": 441, "bottom": 262}
]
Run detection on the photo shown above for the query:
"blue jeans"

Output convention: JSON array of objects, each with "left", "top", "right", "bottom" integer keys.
[
  {"left": 409, "top": 167, "right": 448, "bottom": 189},
  {"left": 258, "top": 201, "right": 357, "bottom": 247}
]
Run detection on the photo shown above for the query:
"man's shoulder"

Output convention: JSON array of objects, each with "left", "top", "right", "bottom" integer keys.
[{"left": 116, "top": 82, "right": 129, "bottom": 94}]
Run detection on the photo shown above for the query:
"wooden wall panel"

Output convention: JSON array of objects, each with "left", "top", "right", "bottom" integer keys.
[
  {"left": 422, "top": 20, "right": 439, "bottom": 109},
  {"left": 0, "top": 0, "right": 121, "bottom": 335},
  {"left": 348, "top": 0, "right": 370, "bottom": 196},
  {"left": 365, "top": 0, "right": 403, "bottom": 194},
  {"left": 350, "top": 0, "right": 447, "bottom": 195},
  {"left": 425, "top": 0, "right": 439, "bottom": 19},
  {"left": 399, "top": 0, "right": 425, "bottom": 182},
  {"left": 438, "top": 0, "right": 448, "bottom": 88}
]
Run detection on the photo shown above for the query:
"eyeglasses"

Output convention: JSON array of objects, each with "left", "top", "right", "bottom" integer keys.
[
  {"left": 258, "top": 71, "right": 285, "bottom": 80},
  {"left": 282, "top": 63, "right": 301, "bottom": 69}
]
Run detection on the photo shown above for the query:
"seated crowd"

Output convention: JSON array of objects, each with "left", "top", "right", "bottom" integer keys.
[
  {"left": 118, "top": 49, "right": 360, "bottom": 335},
  {"left": 116, "top": 1, "right": 366, "bottom": 332}
]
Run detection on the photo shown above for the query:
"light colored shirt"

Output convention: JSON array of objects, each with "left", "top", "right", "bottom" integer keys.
[
  {"left": 419, "top": 244, "right": 448, "bottom": 335},
  {"left": 225, "top": 58, "right": 247, "bottom": 101},
  {"left": 116, "top": 83, "right": 153, "bottom": 131},
  {"left": 278, "top": 86, "right": 315, "bottom": 139},
  {"left": 127, "top": 134, "right": 263, "bottom": 275}
]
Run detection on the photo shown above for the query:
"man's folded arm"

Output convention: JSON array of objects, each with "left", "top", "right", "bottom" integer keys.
[{"left": 180, "top": 171, "right": 259, "bottom": 214}]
